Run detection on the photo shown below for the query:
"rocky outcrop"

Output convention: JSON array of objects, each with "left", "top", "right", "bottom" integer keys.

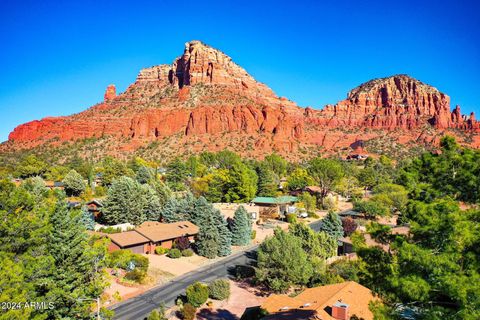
[
  {"left": 5, "top": 41, "right": 480, "bottom": 157},
  {"left": 311, "top": 75, "right": 452, "bottom": 130},
  {"left": 104, "top": 84, "right": 116, "bottom": 101}
]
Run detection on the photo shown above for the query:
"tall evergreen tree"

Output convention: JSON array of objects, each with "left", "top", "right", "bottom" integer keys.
[
  {"left": 80, "top": 206, "right": 95, "bottom": 230},
  {"left": 320, "top": 211, "right": 344, "bottom": 240},
  {"left": 216, "top": 212, "right": 232, "bottom": 256},
  {"left": 230, "top": 206, "right": 252, "bottom": 246},
  {"left": 256, "top": 163, "right": 277, "bottom": 197},
  {"left": 142, "top": 184, "right": 162, "bottom": 221},
  {"left": 46, "top": 202, "right": 106, "bottom": 319},
  {"left": 136, "top": 165, "right": 154, "bottom": 184},
  {"left": 101, "top": 176, "right": 163, "bottom": 225},
  {"left": 196, "top": 211, "right": 220, "bottom": 259}
]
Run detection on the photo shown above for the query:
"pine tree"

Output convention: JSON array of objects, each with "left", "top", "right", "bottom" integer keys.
[
  {"left": 256, "top": 163, "right": 278, "bottom": 197},
  {"left": 230, "top": 206, "right": 252, "bottom": 246},
  {"left": 216, "top": 211, "right": 232, "bottom": 256},
  {"left": 101, "top": 176, "right": 145, "bottom": 224},
  {"left": 143, "top": 184, "right": 162, "bottom": 221},
  {"left": 320, "top": 211, "right": 344, "bottom": 240},
  {"left": 80, "top": 206, "right": 95, "bottom": 230},
  {"left": 46, "top": 202, "right": 106, "bottom": 319},
  {"left": 136, "top": 166, "right": 154, "bottom": 184},
  {"left": 190, "top": 196, "right": 211, "bottom": 226},
  {"left": 161, "top": 197, "right": 181, "bottom": 222},
  {"left": 196, "top": 210, "right": 220, "bottom": 259}
]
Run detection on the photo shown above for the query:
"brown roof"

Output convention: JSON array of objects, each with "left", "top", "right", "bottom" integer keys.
[
  {"left": 107, "top": 231, "right": 150, "bottom": 247},
  {"left": 261, "top": 281, "right": 378, "bottom": 320},
  {"left": 135, "top": 221, "right": 199, "bottom": 243}
]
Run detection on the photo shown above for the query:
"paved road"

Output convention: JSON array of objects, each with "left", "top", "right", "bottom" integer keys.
[
  {"left": 110, "top": 219, "right": 326, "bottom": 320},
  {"left": 110, "top": 247, "right": 258, "bottom": 320}
]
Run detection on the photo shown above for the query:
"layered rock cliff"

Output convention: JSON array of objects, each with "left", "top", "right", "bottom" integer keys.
[{"left": 5, "top": 41, "right": 480, "bottom": 159}]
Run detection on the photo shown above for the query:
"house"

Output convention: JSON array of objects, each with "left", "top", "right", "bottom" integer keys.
[
  {"left": 105, "top": 221, "right": 200, "bottom": 254},
  {"left": 107, "top": 231, "right": 151, "bottom": 254},
  {"left": 251, "top": 196, "right": 298, "bottom": 219},
  {"left": 86, "top": 199, "right": 103, "bottom": 218},
  {"left": 213, "top": 203, "right": 260, "bottom": 223},
  {"left": 259, "top": 281, "right": 379, "bottom": 320},
  {"left": 135, "top": 221, "right": 199, "bottom": 250},
  {"left": 45, "top": 181, "right": 64, "bottom": 190}
]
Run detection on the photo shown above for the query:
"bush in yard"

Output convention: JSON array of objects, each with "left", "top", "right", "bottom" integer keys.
[
  {"left": 208, "top": 279, "right": 230, "bottom": 300},
  {"left": 168, "top": 248, "right": 182, "bottom": 259},
  {"left": 107, "top": 250, "right": 149, "bottom": 272},
  {"left": 182, "top": 249, "right": 194, "bottom": 257},
  {"left": 182, "top": 303, "right": 196, "bottom": 320},
  {"left": 286, "top": 213, "right": 297, "bottom": 223},
  {"left": 342, "top": 217, "right": 358, "bottom": 236},
  {"left": 174, "top": 235, "right": 191, "bottom": 250},
  {"left": 124, "top": 269, "right": 147, "bottom": 283},
  {"left": 251, "top": 230, "right": 257, "bottom": 240},
  {"left": 186, "top": 282, "right": 209, "bottom": 307},
  {"left": 155, "top": 247, "right": 167, "bottom": 255}
]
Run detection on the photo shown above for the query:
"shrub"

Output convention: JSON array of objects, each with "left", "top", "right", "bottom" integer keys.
[
  {"left": 251, "top": 230, "right": 257, "bottom": 240},
  {"left": 186, "top": 282, "right": 209, "bottom": 307},
  {"left": 168, "top": 248, "right": 182, "bottom": 259},
  {"left": 174, "top": 235, "right": 191, "bottom": 250},
  {"left": 107, "top": 250, "right": 149, "bottom": 272},
  {"left": 124, "top": 269, "right": 147, "bottom": 283},
  {"left": 208, "top": 279, "right": 230, "bottom": 300},
  {"left": 342, "top": 217, "right": 358, "bottom": 236},
  {"left": 182, "top": 249, "right": 194, "bottom": 257},
  {"left": 286, "top": 213, "right": 297, "bottom": 223},
  {"left": 182, "top": 303, "right": 196, "bottom": 320},
  {"left": 155, "top": 247, "right": 167, "bottom": 255},
  {"left": 322, "top": 196, "right": 337, "bottom": 210},
  {"left": 234, "top": 265, "right": 255, "bottom": 280}
]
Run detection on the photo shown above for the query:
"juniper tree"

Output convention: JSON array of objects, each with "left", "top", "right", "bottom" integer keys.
[
  {"left": 230, "top": 205, "right": 252, "bottom": 246},
  {"left": 256, "top": 228, "right": 314, "bottom": 292},
  {"left": 63, "top": 169, "right": 87, "bottom": 196},
  {"left": 289, "top": 222, "right": 337, "bottom": 259}
]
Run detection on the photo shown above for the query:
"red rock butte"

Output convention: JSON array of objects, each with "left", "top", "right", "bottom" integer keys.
[{"left": 4, "top": 40, "right": 480, "bottom": 159}]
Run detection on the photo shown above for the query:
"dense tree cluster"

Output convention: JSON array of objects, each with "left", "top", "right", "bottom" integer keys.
[
  {"left": 161, "top": 194, "right": 232, "bottom": 258},
  {"left": 256, "top": 224, "right": 336, "bottom": 292},
  {"left": 0, "top": 180, "right": 108, "bottom": 319}
]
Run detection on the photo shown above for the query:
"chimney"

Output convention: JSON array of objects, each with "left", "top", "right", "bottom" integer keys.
[{"left": 332, "top": 301, "right": 349, "bottom": 320}]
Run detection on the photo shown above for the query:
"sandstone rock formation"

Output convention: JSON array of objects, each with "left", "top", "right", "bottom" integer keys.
[{"left": 4, "top": 40, "right": 480, "bottom": 159}]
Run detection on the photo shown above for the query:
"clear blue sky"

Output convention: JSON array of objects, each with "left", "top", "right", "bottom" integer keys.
[{"left": 1, "top": 0, "right": 479, "bottom": 142}]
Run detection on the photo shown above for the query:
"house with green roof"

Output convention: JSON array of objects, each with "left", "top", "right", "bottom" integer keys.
[{"left": 251, "top": 196, "right": 298, "bottom": 219}]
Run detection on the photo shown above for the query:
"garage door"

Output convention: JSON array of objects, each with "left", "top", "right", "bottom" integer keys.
[{"left": 126, "top": 244, "right": 144, "bottom": 254}]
